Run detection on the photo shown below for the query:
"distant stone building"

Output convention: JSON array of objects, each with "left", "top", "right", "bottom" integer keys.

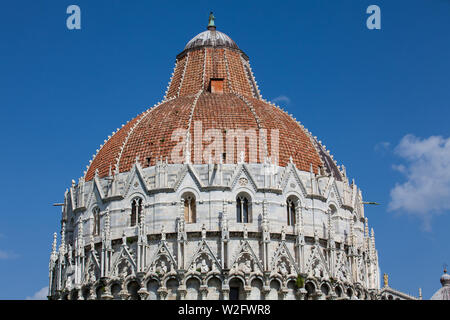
[
  {"left": 48, "top": 14, "right": 415, "bottom": 300},
  {"left": 431, "top": 269, "right": 450, "bottom": 300},
  {"left": 379, "top": 273, "right": 419, "bottom": 300}
]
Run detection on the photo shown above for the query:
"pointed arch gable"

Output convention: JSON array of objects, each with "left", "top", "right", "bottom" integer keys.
[
  {"left": 280, "top": 164, "right": 308, "bottom": 197},
  {"left": 229, "top": 164, "right": 258, "bottom": 191},
  {"left": 85, "top": 180, "right": 105, "bottom": 211},
  {"left": 173, "top": 164, "right": 204, "bottom": 191},
  {"left": 186, "top": 239, "right": 222, "bottom": 273},
  {"left": 146, "top": 240, "right": 178, "bottom": 275},
  {"left": 327, "top": 180, "right": 343, "bottom": 208},
  {"left": 270, "top": 241, "right": 299, "bottom": 275},
  {"left": 111, "top": 245, "right": 137, "bottom": 274},
  {"left": 123, "top": 163, "right": 148, "bottom": 198},
  {"left": 305, "top": 245, "right": 331, "bottom": 278},
  {"left": 229, "top": 240, "right": 263, "bottom": 274}
]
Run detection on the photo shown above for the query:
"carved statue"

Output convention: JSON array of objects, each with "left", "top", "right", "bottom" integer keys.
[
  {"left": 208, "top": 12, "right": 215, "bottom": 27},
  {"left": 200, "top": 258, "right": 209, "bottom": 273},
  {"left": 201, "top": 224, "right": 207, "bottom": 239},
  {"left": 278, "top": 261, "right": 288, "bottom": 276},
  {"left": 120, "top": 261, "right": 129, "bottom": 279},
  {"left": 89, "top": 268, "right": 96, "bottom": 283},
  {"left": 241, "top": 259, "right": 252, "bottom": 273},
  {"left": 161, "top": 225, "right": 166, "bottom": 241},
  {"left": 158, "top": 260, "right": 168, "bottom": 275}
]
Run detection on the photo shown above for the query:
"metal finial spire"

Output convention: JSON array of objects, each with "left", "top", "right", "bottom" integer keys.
[{"left": 207, "top": 12, "right": 216, "bottom": 30}]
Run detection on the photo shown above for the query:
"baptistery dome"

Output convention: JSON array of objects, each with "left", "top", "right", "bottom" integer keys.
[
  {"left": 49, "top": 15, "right": 381, "bottom": 301},
  {"left": 84, "top": 20, "right": 335, "bottom": 182}
]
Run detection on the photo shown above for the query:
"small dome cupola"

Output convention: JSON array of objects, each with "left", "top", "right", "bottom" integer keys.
[
  {"left": 440, "top": 268, "right": 450, "bottom": 287},
  {"left": 183, "top": 12, "right": 239, "bottom": 51}
]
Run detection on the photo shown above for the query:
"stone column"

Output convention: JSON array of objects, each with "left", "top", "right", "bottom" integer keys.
[
  {"left": 102, "top": 287, "right": 113, "bottom": 300},
  {"left": 157, "top": 287, "right": 168, "bottom": 300},
  {"left": 200, "top": 285, "right": 208, "bottom": 300},
  {"left": 221, "top": 285, "right": 230, "bottom": 300},
  {"left": 77, "top": 288, "right": 84, "bottom": 300},
  {"left": 244, "top": 286, "right": 252, "bottom": 300},
  {"left": 280, "top": 287, "right": 289, "bottom": 300},
  {"left": 261, "top": 285, "right": 270, "bottom": 300},
  {"left": 138, "top": 288, "right": 149, "bottom": 300},
  {"left": 88, "top": 287, "right": 97, "bottom": 300},
  {"left": 295, "top": 288, "right": 307, "bottom": 300},
  {"left": 178, "top": 285, "right": 187, "bottom": 300}
]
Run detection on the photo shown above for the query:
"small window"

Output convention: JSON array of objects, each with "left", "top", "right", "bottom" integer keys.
[
  {"left": 93, "top": 207, "right": 101, "bottom": 236},
  {"left": 209, "top": 78, "right": 224, "bottom": 94},
  {"left": 183, "top": 193, "right": 196, "bottom": 223},
  {"left": 286, "top": 197, "right": 298, "bottom": 226},
  {"left": 131, "top": 198, "right": 143, "bottom": 227},
  {"left": 236, "top": 194, "right": 251, "bottom": 223}
]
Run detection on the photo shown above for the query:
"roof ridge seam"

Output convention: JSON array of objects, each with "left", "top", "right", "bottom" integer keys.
[
  {"left": 115, "top": 112, "right": 149, "bottom": 174},
  {"left": 223, "top": 49, "right": 234, "bottom": 93},
  {"left": 115, "top": 98, "right": 175, "bottom": 174},
  {"left": 177, "top": 52, "right": 190, "bottom": 97},
  {"left": 233, "top": 93, "right": 269, "bottom": 162},
  {"left": 83, "top": 119, "right": 132, "bottom": 180},
  {"left": 201, "top": 47, "right": 207, "bottom": 89},
  {"left": 185, "top": 90, "right": 204, "bottom": 163},
  {"left": 240, "top": 55, "right": 261, "bottom": 99},
  {"left": 164, "top": 60, "right": 178, "bottom": 100}
]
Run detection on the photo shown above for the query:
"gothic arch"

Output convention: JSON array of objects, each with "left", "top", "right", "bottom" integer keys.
[
  {"left": 235, "top": 191, "right": 252, "bottom": 223},
  {"left": 163, "top": 275, "right": 180, "bottom": 287},
  {"left": 144, "top": 276, "right": 160, "bottom": 287},
  {"left": 228, "top": 276, "right": 245, "bottom": 300},
  {"left": 205, "top": 274, "right": 224, "bottom": 284},
  {"left": 206, "top": 276, "right": 223, "bottom": 300},
  {"left": 181, "top": 191, "right": 197, "bottom": 224},
  {"left": 177, "top": 186, "right": 200, "bottom": 200},
  {"left": 130, "top": 196, "right": 143, "bottom": 227},
  {"left": 185, "top": 277, "right": 202, "bottom": 300},
  {"left": 305, "top": 281, "right": 316, "bottom": 300},
  {"left": 320, "top": 282, "right": 331, "bottom": 297},
  {"left": 286, "top": 195, "right": 299, "bottom": 226}
]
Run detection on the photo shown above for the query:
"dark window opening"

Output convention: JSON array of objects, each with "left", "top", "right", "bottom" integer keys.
[
  {"left": 131, "top": 198, "right": 143, "bottom": 227},
  {"left": 230, "top": 287, "right": 240, "bottom": 300}
]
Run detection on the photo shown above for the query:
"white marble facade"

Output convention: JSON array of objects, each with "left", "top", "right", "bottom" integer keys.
[{"left": 48, "top": 159, "right": 381, "bottom": 300}]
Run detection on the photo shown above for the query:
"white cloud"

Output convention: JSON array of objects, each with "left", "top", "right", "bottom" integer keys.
[
  {"left": 26, "top": 287, "right": 48, "bottom": 300},
  {"left": 388, "top": 134, "right": 450, "bottom": 230},
  {"left": 0, "top": 250, "right": 18, "bottom": 260},
  {"left": 272, "top": 95, "right": 291, "bottom": 105}
]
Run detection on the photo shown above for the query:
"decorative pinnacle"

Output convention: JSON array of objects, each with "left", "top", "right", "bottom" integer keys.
[
  {"left": 52, "top": 232, "right": 57, "bottom": 253},
  {"left": 207, "top": 12, "right": 216, "bottom": 30}
]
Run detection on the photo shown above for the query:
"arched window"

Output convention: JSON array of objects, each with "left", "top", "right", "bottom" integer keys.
[
  {"left": 236, "top": 194, "right": 251, "bottom": 223},
  {"left": 131, "top": 198, "right": 143, "bottom": 227},
  {"left": 286, "top": 197, "right": 298, "bottom": 226},
  {"left": 93, "top": 207, "right": 100, "bottom": 236},
  {"left": 183, "top": 193, "right": 196, "bottom": 223}
]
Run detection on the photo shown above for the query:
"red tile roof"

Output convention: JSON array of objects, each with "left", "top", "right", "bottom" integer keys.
[{"left": 84, "top": 28, "right": 335, "bottom": 181}]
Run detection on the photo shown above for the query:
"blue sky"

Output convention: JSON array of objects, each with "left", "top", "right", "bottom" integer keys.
[{"left": 0, "top": 0, "right": 449, "bottom": 299}]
